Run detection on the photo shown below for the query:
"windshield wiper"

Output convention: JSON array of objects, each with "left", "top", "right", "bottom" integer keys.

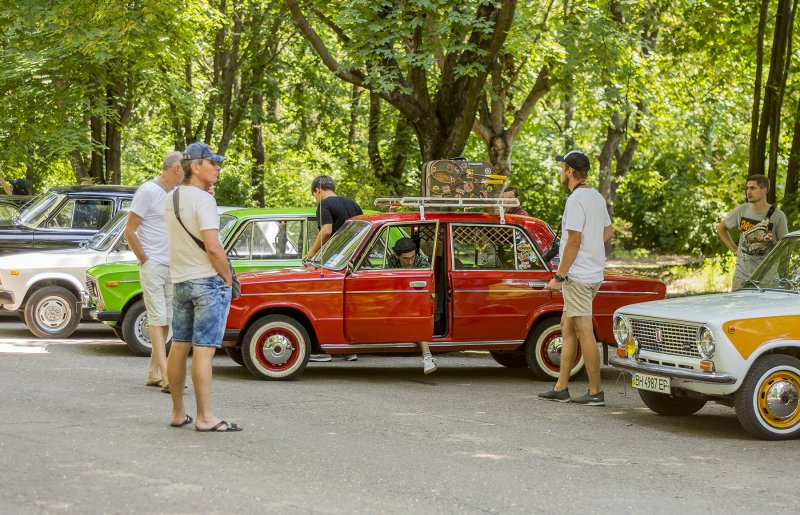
[
  {"left": 741, "top": 279, "right": 763, "bottom": 292},
  {"left": 777, "top": 277, "right": 800, "bottom": 292}
]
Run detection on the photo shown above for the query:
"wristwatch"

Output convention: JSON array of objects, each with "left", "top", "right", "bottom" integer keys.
[{"left": 554, "top": 274, "right": 567, "bottom": 282}]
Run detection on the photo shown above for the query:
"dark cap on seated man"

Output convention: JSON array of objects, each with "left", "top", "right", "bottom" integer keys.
[
  {"left": 393, "top": 237, "right": 417, "bottom": 255},
  {"left": 183, "top": 142, "right": 225, "bottom": 163},
  {"left": 555, "top": 150, "right": 590, "bottom": 173}
]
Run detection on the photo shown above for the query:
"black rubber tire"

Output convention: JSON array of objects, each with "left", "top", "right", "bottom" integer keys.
[
  {"left": 24, "top": 286, "right": 80, "bottom": 339},
  {"left": 489, "top": 350, "right": 528, "bottom": 368},
  {"left": 242, "top": 315, "right": 310, "bottom": 380},
  {"left": 524, "top": 317, "right": 584, "bottom": 380},
  {"left": 638, "top": 389, "right": 707, "bottom": 416},
  {"left": 225, "top": 347, "right": 245, "bottom": 366},
  {"left": 122, "top": 299, "right": 172, "bottom": 357},
  {"left": 734, "top": 354, "right": 800, "bottom": 440}
]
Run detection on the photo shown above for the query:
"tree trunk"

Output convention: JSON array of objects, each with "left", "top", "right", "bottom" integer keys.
[
  {"left": 598, "top": 112, "right": 623, "bottom": 203},
  {"left": 349, "top": 84, "right": 362, "bottom": 149},
  {"left": 368, "top": 92, "right": 384, "bottom": 175},
  {"left": 749, "top": 0, "right": 770, "bottom": 175},
  {"left": 249, "top": 92, "right": 266, "bottom": 207}
]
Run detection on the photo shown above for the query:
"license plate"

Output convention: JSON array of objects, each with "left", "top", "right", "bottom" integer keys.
[{"left": 632, "top": 372, "right": 671, "bottom": 394}]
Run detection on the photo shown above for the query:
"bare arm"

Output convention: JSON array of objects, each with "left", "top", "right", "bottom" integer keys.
[
  {"left": 124, "top": 212, "right": 148, "bottom": 264},
  {"left": 304, "top": 223, "right": 333, "bottom": 260},
  {"left": 716, "top": 221, "right": 738, "bottom": 253},
  {"left": 201, "top": 228, "right": 232, "bottom": 286},
  {"left": 547, "top": 229, "right": 581, "bottom": 291},
  {"left": 603, "top": 224, "right": 613, "bottom": 243}
]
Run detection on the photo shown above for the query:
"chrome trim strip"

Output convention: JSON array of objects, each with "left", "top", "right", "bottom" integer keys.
[
  {"left": 240, "top": 291, "right": 338, "bottom": 297},
  {"left": 322, "top": 340, "right": 524, "bottom": 350},
  {"left": 347, "top": 290, "right": 429, "bottom": 294},
  {"left": 454, "top": 289, "right": 548, "bottom": 293},
  {"left": 609, "top": 356, "right": 737, "bottom": 384},
  {"left": 597, "top": 291, "right": 662, "bottom": 295}
]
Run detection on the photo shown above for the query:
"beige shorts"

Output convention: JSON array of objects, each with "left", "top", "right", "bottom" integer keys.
[
  {"left": 562, "top": 278, "right": 601, "bottom": 318},
  {"left": 140, "top": 260, "right": 173, "bottom": 327}
]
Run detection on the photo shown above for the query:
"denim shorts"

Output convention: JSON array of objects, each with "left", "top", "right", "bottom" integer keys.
[{"left": 172, "top": 275, "right": 232, "bottom": 347}]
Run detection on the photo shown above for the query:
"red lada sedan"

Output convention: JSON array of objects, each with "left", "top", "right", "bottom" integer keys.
[{"left": 223, "top": 209, "right": 666, "bottom": 380}]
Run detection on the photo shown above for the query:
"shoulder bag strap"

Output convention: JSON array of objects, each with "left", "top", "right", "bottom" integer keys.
[
  {"left": 765, "top": 205, "right": 775, "bottom": 221},
  {"left": 172, "top": 187, "right": 206, "bottom": 252}
]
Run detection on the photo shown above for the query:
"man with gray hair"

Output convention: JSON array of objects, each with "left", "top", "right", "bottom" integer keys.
[{"left": 125, "top": 150, "right": 185, "bottom": 392}]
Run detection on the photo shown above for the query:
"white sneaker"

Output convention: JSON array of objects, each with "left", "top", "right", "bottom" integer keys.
[
  {"left": 309, "top": 353, "right": 332, "bottom": 362},
  {"left": 342, "top": 354, "right": 358, "bottom": 361},
  {"left": 423, "top": 355, "right": 437, "bottom": 374}
]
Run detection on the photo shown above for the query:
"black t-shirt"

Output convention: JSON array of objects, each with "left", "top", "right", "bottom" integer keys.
[{"left": 317, "top": 196, "right": 363, "bottom": 234}]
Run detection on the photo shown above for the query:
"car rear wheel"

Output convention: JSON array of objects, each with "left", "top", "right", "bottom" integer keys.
[
  {"left": 225, "top": 347, "right": 245, "bottom": 366},
  {"left": 122, "top": 299, "right": 172, "bottom": 357},
  {"left": 524, "top": 318, "right": 584, "bottom": 380},
  {"left": 489, "top": 350, "right": 528, "bottom": 368},
  {"left": 734, "top": 354, "right": 800, "bottom": 440},
  {"left": 242, "top": 315, "right": 310, "bottom": 380},
  {"left": 24, "top": 286, "right": 80, "bottom": 339},
  {"left": 638, "top": 389, "right": 707, "bottom": 416}
]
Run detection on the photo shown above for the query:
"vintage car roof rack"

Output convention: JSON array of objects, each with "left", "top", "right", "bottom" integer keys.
[{"left": 373, "top": 196, "right": 520, "bottom": 223}]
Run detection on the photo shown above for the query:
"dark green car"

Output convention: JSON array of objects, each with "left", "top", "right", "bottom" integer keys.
[{"left": 84, "top": 207, "right": 318, "bottom": 356}]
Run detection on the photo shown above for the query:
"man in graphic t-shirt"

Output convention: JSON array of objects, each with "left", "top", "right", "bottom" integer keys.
[
  {"left": 304, "top": 175, "right": 362, "bottom": 362},
  {"left": 717, "top": 174, "right": 788, "bottom": 290}
]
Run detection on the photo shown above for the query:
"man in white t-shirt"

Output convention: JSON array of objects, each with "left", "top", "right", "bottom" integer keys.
[
  {"left": 539, "top": 150, "right": 612, "bottom": 407},
  {"left": 125, "top": 151, "right": 184, "bottom": 391},
  {"left": 164, "top": 142, "right": 241, "bottom": 432}
]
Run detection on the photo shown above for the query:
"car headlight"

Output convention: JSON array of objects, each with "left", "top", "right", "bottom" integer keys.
[
  {"left": 697, "top": 326, "right": 715, "bottom": 359},
  {"left": 613, "top": 315, "right": 631, "bottom": 347}
]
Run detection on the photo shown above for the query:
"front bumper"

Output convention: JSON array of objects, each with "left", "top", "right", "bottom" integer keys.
[
  {"left": 609, "top": 355, "right": 737, "bottom": 384},
  {"left": 95, "top": 310, "right": 122, "bottom": 323},
  {"left": 0, "top": 288, "right": 14, "bottom": 306}
]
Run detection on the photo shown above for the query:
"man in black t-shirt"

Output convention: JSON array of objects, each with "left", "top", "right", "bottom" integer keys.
[
  {"left": 304, "top": 175, "right": 363, "bottom": 260},
  {"left": 304, "top": 175, "right": 363, "bottom": 363}
]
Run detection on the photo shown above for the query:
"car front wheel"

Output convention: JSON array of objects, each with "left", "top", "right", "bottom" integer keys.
[
  {"left": 225, "top": 347, "right": 245, "bottom": 366},
  {"left": 122, "top": 299, "right": 172, "bottom": 356},
  {"left": 638, "top": 389, "right": 707, "bottom": 416},
  {"left": 524, "top": 318, "right": 584, "bottom": 380},
  {"left": 24, "top": 286, "right": 80, "bottom": 339},
  {"left": 735, "top": 354, "right": 800, "bottom": 440},
  {"left": 242, "top": 315, "right": 310, "bottom": 380}
]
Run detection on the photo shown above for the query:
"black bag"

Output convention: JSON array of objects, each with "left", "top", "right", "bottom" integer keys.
[{"left": 172, "top": 188, "right": 240, "bottom": 299}]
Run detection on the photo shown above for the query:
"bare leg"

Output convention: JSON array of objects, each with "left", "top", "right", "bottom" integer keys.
[
  {"left": 147, "top": 325, "right": 169, "bottom": 386},
  {"left": 419, "top": 341, "right": 431, "bottom": 355},
  {"left": 191, "top": 346, "right": 222, "bottom": 430},
  {"left": 167, "top": 341, "right": 191, "bottom": 426},
  {"left": 573, "top": 315, "right": 602, "bottom": 395},
  {"left": 554, "top": 312, "right": 577, "bottom": 391}
]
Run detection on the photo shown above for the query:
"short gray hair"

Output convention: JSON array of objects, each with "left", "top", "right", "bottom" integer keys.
[{"left": 161, "top": 151, "right": 183, "bottom": 171}]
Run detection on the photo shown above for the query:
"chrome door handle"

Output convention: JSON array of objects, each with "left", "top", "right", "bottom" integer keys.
[
  {"left": 528, "top": 281, "right": 548, "bottom": 288},
  {"left": 409, "top": 281, "right": 427, "bottom": 288}
]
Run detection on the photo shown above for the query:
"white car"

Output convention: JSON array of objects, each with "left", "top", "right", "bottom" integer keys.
[
  {"left": 610, "top": 230, "right": 800, "bottom": 440},
  {"left": 0, "top": 209, "right": 134, "bottom": 338}
]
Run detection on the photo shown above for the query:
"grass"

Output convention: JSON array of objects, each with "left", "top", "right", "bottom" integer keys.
[{"left": 606, "top": 253, "right": 735, "bottom": 296}]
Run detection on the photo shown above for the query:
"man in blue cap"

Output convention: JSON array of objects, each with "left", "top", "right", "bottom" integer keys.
[{"left": 165, "top": 142, "right": 242, "bottom": 432}]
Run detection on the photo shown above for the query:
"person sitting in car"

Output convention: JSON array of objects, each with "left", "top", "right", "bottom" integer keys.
[
  {"left": 387, "top": 237, "right": 430, "bottom": 269},
  {"left": 385, "top": 237, "right": 437, "bottom": 374}
]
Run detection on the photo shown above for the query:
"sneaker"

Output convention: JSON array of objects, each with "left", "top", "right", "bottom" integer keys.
[
  {"left": 343, "top": 354, "right": 358, "bottom": 361},
  {"left": 423, "top": 355, "right": 437, "bottom": 374},
  {"left": 309, "top": 353, "right": 332, "bottom": 362},
  {"left": 570, "top": 390, "right": 605, "bottom": 406},
  {"left": 537, "top": 387, "right": 571, "bottom": 403}
]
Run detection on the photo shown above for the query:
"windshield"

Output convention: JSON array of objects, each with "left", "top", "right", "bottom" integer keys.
[
  {"left": 87, "top": 210, "right": 129, "bottom": 251},
  {"left": 312, "top": 220, "right": 372, "bottom": 270},
  {"left": 219, "top": 214, "right": 237, "bottom": 242},
  {"left": 745, "top": 236, "right": 800, "bottom": 292},
  {"left": 17, "top": 191, "right": 62, "bottom": 228}
]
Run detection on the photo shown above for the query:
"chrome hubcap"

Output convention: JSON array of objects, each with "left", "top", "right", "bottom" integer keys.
[
  {"left": 38, "top": 298, "right": 69, "bottom": 330},
  {"left": 137, "top": 313, "right": 151, "bottom": 347},
  {"left": 546, "top": 336, "right": 564, "bottom": 366},
  {"left": 261, "top": 334, "right": 294, "bottom": 365},
  {"left": 765, "top": 380, "right": 799, "bottom": 420}
]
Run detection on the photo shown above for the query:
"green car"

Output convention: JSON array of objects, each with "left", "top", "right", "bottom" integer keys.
[{"left": 84, "top": 207, "right": 319, "bottom": 356}]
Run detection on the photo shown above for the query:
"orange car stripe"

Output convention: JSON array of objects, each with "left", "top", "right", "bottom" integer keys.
[{"left": 723, "top": 316, "right": 800, "bottom": 359}]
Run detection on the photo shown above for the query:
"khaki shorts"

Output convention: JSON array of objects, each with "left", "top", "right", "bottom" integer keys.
[
  {"left": 562, "top": 278, "right": 601, "bottom": 318},
  {"left": 140, "top": 260, "right": 173, "bottom": 327}
]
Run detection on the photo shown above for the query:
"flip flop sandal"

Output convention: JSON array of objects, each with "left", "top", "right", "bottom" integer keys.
[
  {"left": 195, "top": 420, "right": 242, "bottom": 432},
  {"left": 169, "top": 414, "right": 193, "bottom": 428}
]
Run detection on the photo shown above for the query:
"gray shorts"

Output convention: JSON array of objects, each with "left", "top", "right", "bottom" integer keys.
[
  {"left": 562, "top": 278, "right": 601, "bottom": 318},
  {"left": 172, "top": 275, "right": 232, "bottom": 348},
  {"left": 140, "top": 260, "right": 173, "bottom": 327}
]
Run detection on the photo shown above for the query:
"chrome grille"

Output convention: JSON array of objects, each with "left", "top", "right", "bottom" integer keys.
[
  {"left": 630, "top": 318, "right": 701, "bottom": 358},
  {"left": 85, "top": 274, "right": 99, "bottom": 301}
]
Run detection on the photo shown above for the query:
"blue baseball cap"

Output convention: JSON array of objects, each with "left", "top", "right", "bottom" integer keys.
[{"left": 183, "top": 142, "right": 225, "bottom": 163}]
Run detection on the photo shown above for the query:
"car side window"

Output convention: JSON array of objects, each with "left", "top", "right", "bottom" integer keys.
[
  {"left": 306, "top": 219, "right": 319, "bottom": 252},
  {"left": 451, "top": 225, "right": 546, "bottom": 271},
  {"left": 358, "top": 224, "right": 435, "bottom": 271},
  {"left": 120, "top": 200, "right": 132, "bottom": 209},
  {"left": 230, "top": 220, "right": 304, "bottom": 260},
  {"left": 48, "top": 199, "right": 113, "bottom": 230}
]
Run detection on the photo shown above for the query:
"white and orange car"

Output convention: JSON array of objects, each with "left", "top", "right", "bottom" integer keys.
[{"left": 610, "top": 230, "right": 800, "bottom": 440}]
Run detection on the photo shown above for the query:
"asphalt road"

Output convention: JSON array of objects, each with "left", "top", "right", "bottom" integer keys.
[{"left": 1, "top": 315, "right": 798, "bottom": 514}]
